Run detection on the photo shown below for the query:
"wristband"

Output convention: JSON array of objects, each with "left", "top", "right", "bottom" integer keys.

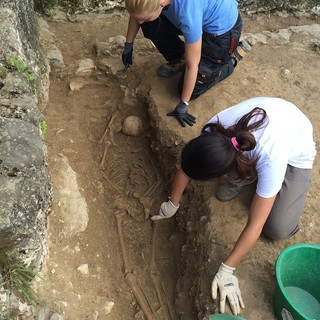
[{"left": 220, "top": 262, "right": 236, "bottom": 273}]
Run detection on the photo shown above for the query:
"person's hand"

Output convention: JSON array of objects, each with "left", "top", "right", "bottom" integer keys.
[
  {"left": 150, "top": 199, "right": 179, "bottom": 221},
  {"left": 211, "top": 262, "right": 245, "bottom": 315},
  {"left": 167, "top": 101, "right": 196, "bottom": 127},
  {"left": 122, "top": 42, "right": 133, "bottom": 70}
]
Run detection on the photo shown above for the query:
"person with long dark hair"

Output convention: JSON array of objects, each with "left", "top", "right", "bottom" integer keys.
[
  {"left": 151, "top": 97, "right": 316, "bottom": 315},
  {"left": 122, "top": 0, "right": 249, "bottom": 127}
]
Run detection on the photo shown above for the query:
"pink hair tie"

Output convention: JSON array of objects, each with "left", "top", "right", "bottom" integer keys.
[{"left": 231, "top": 137, "right": 240, "bottom": 151}]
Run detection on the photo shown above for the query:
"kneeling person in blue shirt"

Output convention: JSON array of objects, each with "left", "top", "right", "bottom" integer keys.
[{"left": 122, "top": 0, "right": 246, "bottom": 127}]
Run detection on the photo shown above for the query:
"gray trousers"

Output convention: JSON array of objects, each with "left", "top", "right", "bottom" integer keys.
[
  {"left": 229, "top": 165, "right": 312, "bottom": 240},
  {"left": 262, "top": 165, "right": 312, "bottom": 240}
]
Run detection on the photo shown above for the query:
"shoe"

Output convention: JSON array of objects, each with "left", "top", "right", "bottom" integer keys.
[
  {"left": 157, "top": 57, "right": 186, "bottom": 78},
  {"left": 231, "top": 57, "right": 238, "bottom": 68},
  {"left": 232, "top": 40, "right": 251, "bottom": 62},
  {"left": 215, "top": 180, "right": 244, "bottom": 202},
  {"left": 240, "top": 40, "right": 251, "bottom": 52}
]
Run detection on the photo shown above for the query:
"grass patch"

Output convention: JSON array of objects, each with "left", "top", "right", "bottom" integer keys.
[
  {"left": 8, "top": 55, "right": 35, "bottom": 83},
  {"left": 41, "top": 120, "right": 47, "bottom": 139},
  {"left": 0, "top": 254, "right": 45, "bottom": 305}
]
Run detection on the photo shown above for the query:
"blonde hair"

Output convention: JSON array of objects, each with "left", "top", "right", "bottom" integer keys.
[{"left": 125, "top": 0, "right": 159, "bottom": 14}]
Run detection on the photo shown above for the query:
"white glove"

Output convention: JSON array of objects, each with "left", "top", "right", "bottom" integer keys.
[
  {"left": 211, "top": 262, "right": 245, "bottom": 315},
  {"left": 150, "top": 199, "right": 179, "bottom": 221}
]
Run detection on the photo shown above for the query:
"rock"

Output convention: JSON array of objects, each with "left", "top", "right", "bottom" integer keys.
[
  {"left": 69, "top": 79, "right": 86, "bottom": 91},
  {"left": 108, "top": 35, "right": 126, "bottom": 47},
  {"left": 105, "top": 301, "right": 114, "bottom": 315},
  {"left": 77, "top": 263, "right": 89, "bottom": 275},
  {"left": 38, "top": 308, "right": 46, "bottom": 320},
  {"left": 0, "top": 66, "right": 7, "bottom": 79},
  {"left": 52, "top": 154, "right": 89, "bottom": 237},
  {"left": 50, "top": 313, "right": 64, "bottom": 320},
  {"left": 47, "top": 47, "right": 65, "bottom": 68},
  {"left": 122, "top": 115, "right": 143, "bottom": 136},
  {"left": 75, "top": 59, "right": 95, "bottom": 76}
]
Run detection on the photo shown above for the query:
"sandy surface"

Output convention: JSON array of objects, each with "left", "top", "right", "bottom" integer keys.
[{"left": 35, "top": 10, "right": 320, "bottom": 320}]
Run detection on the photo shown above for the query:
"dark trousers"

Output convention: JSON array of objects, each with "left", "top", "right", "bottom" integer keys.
[
  {"left": 141, "top": 14, "right": 184, "bottom": 62},
  {"left": 141, "top": 13, "right": 243, "bottom": 99}
]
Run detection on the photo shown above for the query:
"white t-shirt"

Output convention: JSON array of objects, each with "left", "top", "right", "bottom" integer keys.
[{"left": 208, "top": 97, "right": 316, "bottom": 198}]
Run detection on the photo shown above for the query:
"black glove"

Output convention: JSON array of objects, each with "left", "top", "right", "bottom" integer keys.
[
  {"left": 122, "top": 42, "right": 133, "bottom": 70},
  {"left": 167, "top": 100, "right": 196, "bottom": 127}
]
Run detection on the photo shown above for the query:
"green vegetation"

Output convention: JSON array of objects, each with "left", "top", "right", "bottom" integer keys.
[
  {"left": 34, "top": 0, "right": 90, "bottom": 13},
  {"left": 0, "top": 254, "right": 45, "bottom": 305},
  {"left": 33, "top": 0, "right": 125, "bottom": 14},
  {"left": 40, "top": 120, "right": 47, "bottom": 139},
  {"left": 8, "top": 55, "right": 35, "bottom": 83}
]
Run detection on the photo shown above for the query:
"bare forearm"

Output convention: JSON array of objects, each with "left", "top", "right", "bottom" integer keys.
[
  {"left": 181, "top": 40, "right": 201, "bottom": 102},
  {"left": 169, "top": 168, "right": 189, "bottom": 206},
  {"left": 126, "top": 16, "right": 140, "bottom": 43},
  {"left": 224, "top": 194, "right": 276, "bottom": 267},
  {"left": 181, "top": 67, "right": 198, "bottom": 102},
  {"left": 224, "top": 224, "right": 262, "bottom": 267}
]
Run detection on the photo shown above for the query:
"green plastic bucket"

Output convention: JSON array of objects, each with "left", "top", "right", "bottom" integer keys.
[
  {"left": 274, "top": 243, "right": 320, "bottom": 320},
  {"left": 209, "top": 315, "right": 246, "bottom": 320}
]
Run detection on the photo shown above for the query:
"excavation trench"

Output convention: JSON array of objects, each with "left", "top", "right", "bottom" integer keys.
[
  {"left": 96, "top": 87, "right": 201, "bottom": 320},
  {"left": 41, "top": 57, "right": 204, "bottom": 318},
  {"left": 96, "top": 72, "right": 221, "bottom": 319}
]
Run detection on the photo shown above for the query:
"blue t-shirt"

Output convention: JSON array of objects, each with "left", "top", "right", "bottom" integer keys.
[{"left": 163, "top": 0, "right": 239, "bottom": 44}]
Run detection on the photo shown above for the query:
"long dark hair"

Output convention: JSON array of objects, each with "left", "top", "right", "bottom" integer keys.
[{"left": 181, "top": 107, "right": 268, "bottom": 181}]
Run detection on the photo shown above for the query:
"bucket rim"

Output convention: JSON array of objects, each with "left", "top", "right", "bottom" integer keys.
[
  {"left": 208, "top": 314, "right": 246, "bottom": 320},
  {"left": 275, "top": 242, "right": 320, "bottom": 319}
]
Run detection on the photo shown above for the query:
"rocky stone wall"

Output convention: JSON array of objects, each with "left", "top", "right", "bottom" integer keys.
[
  {"left": 0, "top": 0, "right": 52, "bottom": 317},
  {"left": 37, "top": 0, "right": 320, "bottom": 15},
  {"left": 238, "top": 0, "right": 320, "bottom": 15}
]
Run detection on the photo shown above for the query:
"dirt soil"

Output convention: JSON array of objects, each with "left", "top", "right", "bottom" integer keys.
[{"left": 35, "top": 10, "right": 320, "bottom": 320}]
